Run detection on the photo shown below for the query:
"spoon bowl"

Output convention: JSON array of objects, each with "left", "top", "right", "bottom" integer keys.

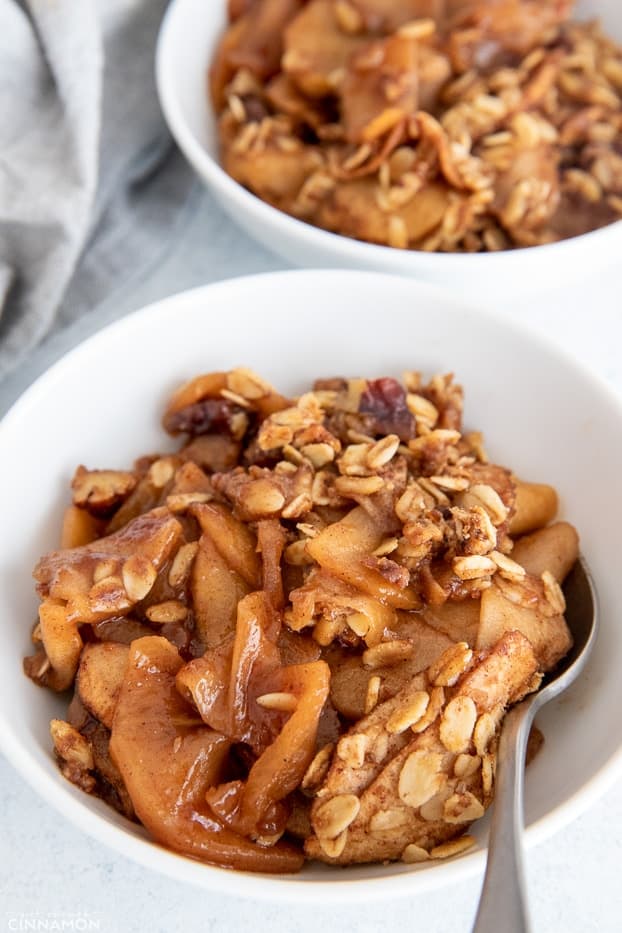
[{"left": 473, "top": 558, "right": 599, "bottom": 932}]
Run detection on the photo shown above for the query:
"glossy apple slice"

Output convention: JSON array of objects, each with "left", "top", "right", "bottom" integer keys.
[{"left": 110, "top": 635, "right": 303, "bottom": 872}]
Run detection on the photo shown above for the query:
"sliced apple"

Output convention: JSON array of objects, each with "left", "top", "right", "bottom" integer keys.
[
  {"left": 169, "top": 461, "right": 213, "bottom": 495},
  {"left": 509, "top": 480, "right": 558, "bottom": 535},
  {"left": 421, "top": 598, "right": 481, "bottom": 647},
  {"left": 77, "top": 643, "right": 129, "bottom": 729},
  {"left": 257, "top": 519, "right": 287, "bottom": 610},
  {"left": 283, "top": 0, "right": 365, "bottom": 98},
  {"left": 35, "top": 507, "right": 182, "bottom": 624},
  {"left": 329, "top": 615, "right": 452, "bottom": 719},
  {"left": 110, "top": 636, "right": 303, "bottom": 872},
  {"left": 36, "top": 599, "right": 81, "bottom": 691},
  {"left": 192, "top": 503, "right": 261, "bottom": 588},
  {"left": 477, "top": 579, "right": 572, "bottom": 672},
  {"left": 306, "top": 506, "right": 418, "bottom": 609},
  {"left": 206, "top": 659, "right": 330, "bottom": 837},
  {"left": 341, "top": 34, "right": 417, "bottom": 144},
  {"left": 512, "top": 522, "right": 579, "bottom": 583},
  {"left": 60, "top": 505, "right": 103, "bottom": 548},
  {"left": 176, "top": 592, "right": 281, "bottom": 751},
  {"left": 191, "top": 534, "right": 249, "bottom": 649},
  {"left": 287, "top": 568, "right": 398, "bottom": 645}
]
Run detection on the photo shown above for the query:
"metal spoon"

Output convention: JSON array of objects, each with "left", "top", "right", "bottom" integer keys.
[{"left": 472, "top": 558, "right": 598, "bottom": 933}]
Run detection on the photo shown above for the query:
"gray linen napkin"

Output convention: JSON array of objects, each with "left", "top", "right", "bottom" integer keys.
[{"left": 0, "top": 0, "right": 194, "bottom": 378}]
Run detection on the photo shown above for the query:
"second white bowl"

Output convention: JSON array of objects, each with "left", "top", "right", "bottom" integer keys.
[{"left": 156, "top": 0, "right": 622, "bottom": 302}]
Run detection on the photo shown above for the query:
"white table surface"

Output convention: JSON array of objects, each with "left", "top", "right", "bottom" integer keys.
[{"left": 1, "top": 184, "right": 621, "bottom": 933}]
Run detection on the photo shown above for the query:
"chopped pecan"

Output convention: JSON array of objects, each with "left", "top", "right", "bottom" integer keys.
[
  {"left": 50, "top": 719, "right": 96, "bottom": 792},
  {"left": 71, "top": 466, "right": 137, "bottom": 517}
]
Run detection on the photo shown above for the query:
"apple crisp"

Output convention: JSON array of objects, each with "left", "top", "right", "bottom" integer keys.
[
  {"left": 210, "top": 1, "right": 622, "bottom": 251},
  {"left": 25, "top": 367, "right": 577, "bottom": 872}
]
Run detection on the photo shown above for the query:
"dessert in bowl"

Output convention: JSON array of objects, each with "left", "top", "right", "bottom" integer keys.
[
  {"left": 1, "top": 270, "right": 622, "bottom": 900},
  {"left": 156, "top": 0, "right": 622, "bottom": 296}
]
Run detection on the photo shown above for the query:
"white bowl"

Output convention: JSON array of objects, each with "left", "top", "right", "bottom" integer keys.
[
  {"left": 2, "top": 270, "right": 622, "bottom": 902},
  {"left": 156, "top": 0, "right": 622, "bottom": 302}
]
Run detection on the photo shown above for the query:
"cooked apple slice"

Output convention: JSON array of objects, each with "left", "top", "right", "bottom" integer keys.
[
  {"left": 177, "top": 592, "right": 281, "bottom": 751},
  {"left": 477, "top": 577, "right": 572, "bottom": 672},
  {"left": 317, "top": 177, "right": 450, "bottom": 249},
  {"left": 287, "top": 568, "right": 398, "bottom": 645},
  {"left": 257, "top": 519, "right": 287, "bottom": 610},
  {"left": 206, "top": 659, "right": 330, "bottom": 837},
  {"left": 328, "top": 615, "right": 452, "bottom": 719},
  {"left": 341, "top": 34, "right": 418, "bottom": 143},
  {"left": 355, "top": 0, "right": 445, "bottom": 31},
  {"left": 226, "top": 590, "right": 281, "bottom": 741},
  {"left": 512, "top": 522, "right": 579, "bottom": 583},
  {"left": 306, "top": 631, "right": 540, "bottom": 865},
  {"left": 283, "top": 0, "right": 365, "bottom": 98},
  {"left": 421, "top": 599, "right": 481, "bottom": 646},
  {"left": 179, "top": 434, "right": 241, "bottom": 473},
  {"left": 77, "top": 643, "right": 129, "bottom": 729},
  {"left": 106, "top": 475, "right": 164, "bottom": 533},
  {"left": 192, "top": 502, "right": 261, "bottom": 588},
  {"left": 210, "top": 0, "right": 302, "bottom": 108},
  {"left": 35, "top": 507, "right": 182, "bottom": 624},
  {"left": 509, "top": 479, "right": 558, "bottom": 535},
  {"left": 110, "top": 635, "right": 303, "bottom": 872},
  {"left": 30, "top": 508, "right": 182, "bottom": 689},
  {"left": 265, "top": 72, "right": 328, "bottom": 129},
  {"left": 191, "top": 533, "right": 249, "bottom": 649},
  {"left": 60, "top": 505, "right": 103, "bottom": 549},
  {"left": 39, "top": 601, "right": 80, "bottom": 684},
  {"left": 224, "top": 140, "right": 323, "bottom": 210},
  {"left": 169, "top": 461, "right": 213, "bottom": 495},
  {"left": 306, "top": 506, "right": 418, "bottom": 609},
  {"left": 164, "top": 371, "right": 228, "bottom": 417}
]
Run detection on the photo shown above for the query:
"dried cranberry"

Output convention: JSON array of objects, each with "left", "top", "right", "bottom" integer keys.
[
  {"left": 163, "top": 399, "right": 246, "bottom": 437},
  {"left": 241, "top": 94, "right": 270, "bottom": 123},
  {"left": 359, "top": 378, "right": 416, "bottom": 442}
]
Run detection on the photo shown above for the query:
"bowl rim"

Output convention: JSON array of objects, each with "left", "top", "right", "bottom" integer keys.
[
  {"left": 2, "top": 268, "right": 622, "bottom": 902},
  {"left": 155, "top": 0, "right": 622, "bottom": 271}
]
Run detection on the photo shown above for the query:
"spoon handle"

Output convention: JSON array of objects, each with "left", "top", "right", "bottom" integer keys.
[{"left": 472, "top": 700, "right": 536, "bottom": 933}]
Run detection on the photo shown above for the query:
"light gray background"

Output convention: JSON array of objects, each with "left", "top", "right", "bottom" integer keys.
[{"left": 1, "top": 186, "right": 621, "bottom": 932}]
